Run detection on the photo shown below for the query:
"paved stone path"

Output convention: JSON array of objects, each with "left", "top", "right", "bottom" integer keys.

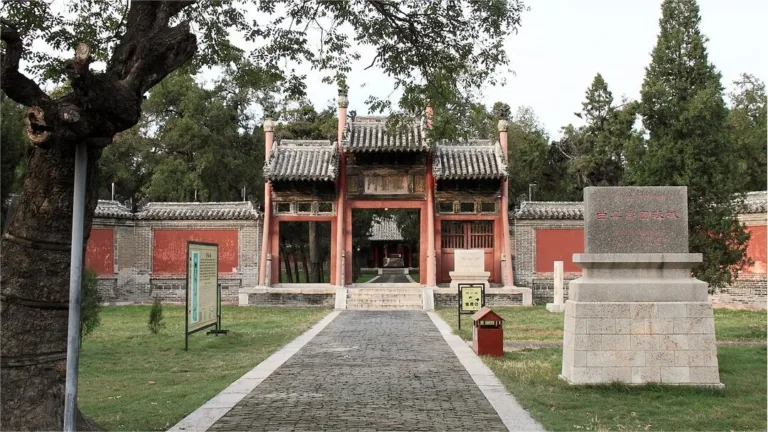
[
  {"left": 371, "top": 273, "right": 412, "bottom": 283},
  {"left": 209, "top": 311, "right": 509, "bottom": 431}
]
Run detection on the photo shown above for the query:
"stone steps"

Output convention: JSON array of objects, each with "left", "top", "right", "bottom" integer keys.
[{"left": 346, "top": 288, "right": 423, "bottom": 310}]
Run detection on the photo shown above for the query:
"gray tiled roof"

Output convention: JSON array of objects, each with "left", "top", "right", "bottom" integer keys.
[
  {"left": 136, "top": 201, "right": 259, "bottom": 220},
  {"left": 95, "top": 200, "right": 134, "bottom": 219},
  {"left": 264, "top": 139, "right": 339, "bottom": 182},
  {"left": 342, "top": 116, "right": 428, "bottom": 153},
  {"left": 433, "top": 140, "right": 508, "bottom": 180},
  {"left": 514, "top": 201, "right": 584, "bottom": 220},
  {"left": 367, "top": 216, "right": 404, "bottom": 241},
  {"left": 743, "top": 191, "right": 767, "bottom": 213}
]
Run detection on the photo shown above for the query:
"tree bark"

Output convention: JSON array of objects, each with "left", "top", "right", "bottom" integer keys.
[
  {"left": 0, "top": 140, "right": 102, "bottom": 431},
  {"left": 280, "top": 239, "right": 293, "bottom": 283},
  {"left": 300, "top": 244, "right": 310, "bottom": 283},
  {"left": 1, "top": 2, "right": 197, "bottom": 428},
  {"left": 291, "top": 248, "right": 300, "bottom": 283},
  {"left": 308, "top": 222, "right": 320, "bottom": 283}
]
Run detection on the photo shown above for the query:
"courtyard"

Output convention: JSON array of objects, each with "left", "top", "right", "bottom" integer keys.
[{"left": 78, "top": 305, "right": 766, "bottom": 431}]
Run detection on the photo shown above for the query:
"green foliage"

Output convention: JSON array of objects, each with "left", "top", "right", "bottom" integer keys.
[
  {"left": 117, "top": 68, "right": 267, "bottom": 203},
  {"left": 552, "top": 74, "right": 641, "bottom": 199},
  {"left": 4, "top": 0, "right": 525, "bottom": 144},
  {"left": 276, "top": 103, "right": 338, "bottom": 141},
  {"left": 80, "top": 268, "right": 102, "bottom": 339},
  {"left": 148, "top": 297, "right": 165, "bottom": 334},
  {"left": 728, "top": 74, "right": 767, "bottom": 192},
  {"left": 626, "top": 0, "right": 750, "bottom": 290}
]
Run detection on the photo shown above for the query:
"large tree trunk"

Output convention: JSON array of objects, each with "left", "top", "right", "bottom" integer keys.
[
  {"left": 300, "top": 244, "right": 310, "bottom": 283},
  {"left": 308, "top": 222, "right": 320, "bottom": 283},
  {"left": 280, "top": 239, "right": 293, "bottom": 283},
  {"left": 0, "top": 140, "right": 102, "bottom": 431},
  {"left": 1, "top": 3, "right": 197, "bottom": 428}
]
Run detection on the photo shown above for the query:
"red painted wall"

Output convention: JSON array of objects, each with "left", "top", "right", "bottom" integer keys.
[
  {"left": 535, "top": 229, "right": 584, "bottom": 273},
  {"left": 86, "top": 228, "right": 114, "bottom": 275},
  {"left": 153, "top": 230, "right": 238, "bottom": 274},
  {"left": 744, "top": 225, "right": 767, "bottom": 274}
]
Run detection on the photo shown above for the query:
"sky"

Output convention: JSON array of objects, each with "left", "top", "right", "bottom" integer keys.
[{"left": 213, "top": 0, "right": 766, "bottom": 139}]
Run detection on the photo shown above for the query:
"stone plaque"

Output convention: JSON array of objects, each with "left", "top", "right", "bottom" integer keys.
[
  {"left": 454, "top": 249, "right": 485, "bottom": 273},
  {"left": 364, "top": 175, "right": 409, "bottom": 195},
  {"left": 584, "top": 186, "right": 688, "bottom": 253}
]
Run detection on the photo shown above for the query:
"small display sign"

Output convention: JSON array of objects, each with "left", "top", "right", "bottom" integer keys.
[
  {"left": 185, "top": 242, "right": 228, "bottom": 350},
  {"left": 457, "top": 283, "right": 485, "bottom": 330}
]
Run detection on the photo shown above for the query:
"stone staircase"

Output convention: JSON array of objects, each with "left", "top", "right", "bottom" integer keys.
[{"left": 345, "top": 287, "right": 423, "bottom": 310}]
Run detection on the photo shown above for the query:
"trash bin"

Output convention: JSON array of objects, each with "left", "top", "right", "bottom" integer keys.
[{"left": 471, "top": 307, "right": 504, "bottom": 357}]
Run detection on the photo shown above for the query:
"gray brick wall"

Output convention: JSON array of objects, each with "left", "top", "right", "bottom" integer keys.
[
  {"left": 511, "top": 214, "right": 767, "bottom": 309},
  {"left": 92, "top": 215, "right": 262, "bottom": 304}
]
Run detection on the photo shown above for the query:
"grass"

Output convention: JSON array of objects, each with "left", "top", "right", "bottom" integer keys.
[
  {"left": 484, "top": 346, "right": 766, "bottom": 431},
  {"left": 436, "top": 306, "right": 767, "bottom": 343},
  {"left": 409, "top": 272, "right": 420, "bottom": 283},
  {"left": 437, "top": 306, "right": 564, "bottom": 342},
  {"left": 355, "top": 273, "right": 377, "bottom": 283},
  {"left": 712, "top": 308, "right": 767, "bottom": 341},
  {"left": 78, "top": 305, "right": 331, "bottom": 431},
  {"left": 436, "top": 305, "right": 767, "bottom": 431}
]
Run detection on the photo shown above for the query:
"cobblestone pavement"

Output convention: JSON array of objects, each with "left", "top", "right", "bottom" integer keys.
[
  {"left": 209, "top": 311, "right": 509, "bottom": 431},
  {"left": 371, "top": 273, "right": 412, "bottom": 283}
]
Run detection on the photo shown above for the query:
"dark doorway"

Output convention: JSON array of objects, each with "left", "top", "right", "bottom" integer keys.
[
  {"left": 278, "top": 221, "right": 331, "bottom": 283},
  {"left": 351, "top": 209, "right": 420, "bottom": 283}
]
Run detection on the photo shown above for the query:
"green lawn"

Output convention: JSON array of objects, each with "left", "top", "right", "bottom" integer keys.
[
  {"left": 436, "top": 306, "right": 767, "bottom": 431},
  {"left": 79, "top": 305, "right": 331, "bottom": 431},
  {"left": 437, "top": 306, "right": 767, "bottom": 343},
  {"left": 409, "top": 272, "right": 420, "bottom": 283},
  {"left": 355, "top": 273, "right": 377, "bottom": 283}
]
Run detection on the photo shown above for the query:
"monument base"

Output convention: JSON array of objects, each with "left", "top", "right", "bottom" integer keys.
[
  {"left": 546, "top": 303, "right": 566, "bottom": 313},
  {"left": 560, "top": 300, "right": 723, "bottom": 387}
]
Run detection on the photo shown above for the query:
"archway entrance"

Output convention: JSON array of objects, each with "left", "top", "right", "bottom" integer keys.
[
  {"left": 351, "top": 209, "right": 420, "bottom": 284},
  {"left": 346, "top": 200, "right": 427, "bottom": 285}
]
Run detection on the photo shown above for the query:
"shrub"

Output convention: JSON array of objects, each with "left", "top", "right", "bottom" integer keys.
[
  {"left": 148, "top": 296, "right": 165, "bottom": 334},
  {"left": 81, "top": 268, "right": 102, "bottom": 340}
]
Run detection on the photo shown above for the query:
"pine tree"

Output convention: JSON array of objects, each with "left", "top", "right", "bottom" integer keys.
[
  {"left": 627, "top": 0, "right": 750, "bottom": 289},
  {"left": 728, "top": 73, "right": 767, "bottom": 192}
]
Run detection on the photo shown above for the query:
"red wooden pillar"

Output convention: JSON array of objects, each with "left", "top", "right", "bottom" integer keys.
[
  {"left": 499, "top": 117, "right": 513, "bottom": 286},
  {"left": 259, "top": 118, "right": 275, "bottom": 285},
  {"left": 335, "top": 85, "right": 349, "bottom": 286}
]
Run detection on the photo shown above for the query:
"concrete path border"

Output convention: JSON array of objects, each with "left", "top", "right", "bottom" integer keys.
[
  {"left": 168, "top": 310, "right": 342, "bottom": 432},
  {"left": 427, "top": 312, "right": 544, "bottom": 432}
]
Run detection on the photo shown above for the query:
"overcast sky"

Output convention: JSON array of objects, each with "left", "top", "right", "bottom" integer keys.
[{"left": 223, "top": 0, "right": 766, "bottom": 139}]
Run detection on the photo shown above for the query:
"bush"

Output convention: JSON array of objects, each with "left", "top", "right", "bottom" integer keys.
[
  {"left": 148, "top": 296, "right": 165, "bottom": 334},
  {"left": 81, "top": 268, "right": 102, "bottom": 339}
]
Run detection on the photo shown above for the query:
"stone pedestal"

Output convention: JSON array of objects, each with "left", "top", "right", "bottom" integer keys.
[
  {"left": 559, "top": 253, "right": 723, "bottom": 387},
  {"left": 546, "top": 261, "right": 566, "bottom": 313},
  {"left": 449, "top": 249, "right": 490, "bottom": 289}
]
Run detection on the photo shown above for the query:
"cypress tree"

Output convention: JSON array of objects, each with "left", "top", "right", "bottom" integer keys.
[{"left": 627, "top": 0, "right": 750, "bottom": 289}]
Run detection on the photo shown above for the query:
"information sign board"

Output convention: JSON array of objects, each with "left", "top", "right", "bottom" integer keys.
[
  {"left": 185, "top": 242, "right": 227, "bottom": 349},
  {"left": 457, "top": 283, "right": 485, "bottom": 330}
]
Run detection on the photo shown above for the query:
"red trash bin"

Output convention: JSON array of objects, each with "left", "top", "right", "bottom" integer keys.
[{"left": 471, "top": 307, "right": 504, "bottom": 357}]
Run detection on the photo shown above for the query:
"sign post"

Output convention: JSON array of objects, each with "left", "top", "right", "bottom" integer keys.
[
  {"left": 185, "top": 242, "right": 227, "bottom": 350},
  {"left": 457, "top": 283, "right": 485, "bottom": 330}
]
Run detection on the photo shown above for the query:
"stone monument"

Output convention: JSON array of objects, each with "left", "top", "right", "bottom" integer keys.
[
  {"left": 449, "top": 249, "right": 490, "bottom": 289},
  {"left": 546, "top": 261, "right": 565, "bottom": 313},
  {"left": 560, "top": 186, "right": 723, "bottom": 387}
]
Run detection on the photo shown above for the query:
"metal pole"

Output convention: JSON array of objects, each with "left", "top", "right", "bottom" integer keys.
[
  {"left": 111, "top": 182, "right": 115, "bottom": 201},
  {"left": 64, "top": 142, "right": 88, "bottom": 432}
]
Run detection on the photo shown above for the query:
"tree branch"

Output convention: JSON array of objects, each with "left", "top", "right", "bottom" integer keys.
[{"left": 0, "top": 19, "right": 50, "bottom": 107}]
